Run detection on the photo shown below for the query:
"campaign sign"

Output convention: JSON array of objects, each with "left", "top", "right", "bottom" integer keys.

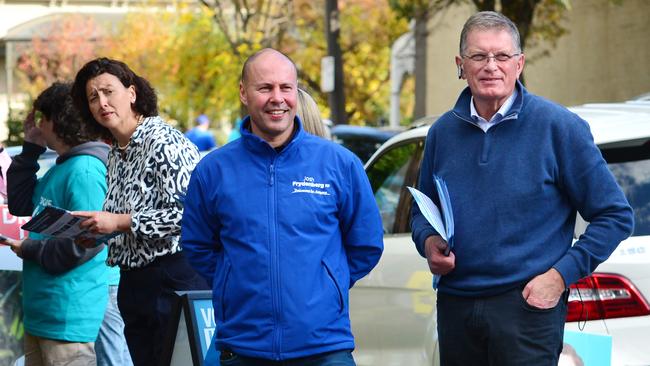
[
  {"left": 192, "top": 298, "right": 216, "bottom": 356},
  {"left": 0, "top": 204, "right": 30, "bottom": 240},
  {"left": 0, "top": 204, "right": 29, "bottom": 271},
  {"left": 561, "top": 330, "right": 612, "bottom": 366},
  {"left": 162, "top": 291, "right": 215, "bottom": 366}
]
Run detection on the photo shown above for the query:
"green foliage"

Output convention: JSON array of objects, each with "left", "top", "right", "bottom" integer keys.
[
  {"left": 14, "top": 15, "right": 103, "bottom": 100},
  {"left": 387, "top": 0, "right": 578, "bottom": 88},
  {"left": 9, "top": 1, "right": 411, "bottom": 130},
  {"left": 389, "top": 0, "right": 455, "bottom": 21},
  {"left": 158, "top": 0, "right": 411, "bottom": 126},
  {"left": 339, "top": 2, "right": 409, "bottom": 124},
  {"left": 389, "top": 0, "right": 579, "bottom": 65},
  {"left": 290, "top": 0, "right": 410, "bottom": 125},
  {"left": 4, "top": 109, "right": 26, "bottom": 147},
  {"left": 197, "top": 0, "right": 293, "bottom": 54},
  {"left": 10, "top": 15, "right": 102, "bottom": 143},
  {"left": 104, "top": 7, "right": 249, "bottom": 132},
  {"left": 525, "top": 0, "right": 571, "bottom": 61},
  {"left": 161, "top": 9, "right": 245, "bottom": 130},
  {"left": 0, "top": 272, "right": 23, "bottom": 365}
]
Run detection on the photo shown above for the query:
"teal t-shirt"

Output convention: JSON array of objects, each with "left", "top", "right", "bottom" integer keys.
[{"left": 23, "top": 154, "right": 109, "bottom": 342}]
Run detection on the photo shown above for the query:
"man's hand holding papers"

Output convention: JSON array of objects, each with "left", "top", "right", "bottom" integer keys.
[
  {"left": 408, "top": 175, "right": 455, "bottom": 289},
  {"left": 424, "top": 235, "right": 455, "bottom": 275}
]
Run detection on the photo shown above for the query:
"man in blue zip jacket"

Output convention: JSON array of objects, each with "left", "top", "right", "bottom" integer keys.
[
  {"left": 181, "top": 48, "right": 384, "bottom": 366},
  {"left": 411, "top": 11, "right": 634, "bottom": 366}
]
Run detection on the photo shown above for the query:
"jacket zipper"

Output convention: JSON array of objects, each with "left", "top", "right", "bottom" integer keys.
[
  {"left": 268, "top": 160, "right": 282, "bottom": 359},
  {"left": 452, "top": 111, "right": 518, "bottom": 164}
]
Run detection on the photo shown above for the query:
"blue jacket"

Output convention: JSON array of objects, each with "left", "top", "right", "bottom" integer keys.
[
  {"left": 185, "top": 127, "right": 217, "bottom": 152},
  {"left": 182, "top": 117, "right": 383, "bottom": 360},
  {"left": 411, "top": 82, "right": 634, "bottom": 297}
]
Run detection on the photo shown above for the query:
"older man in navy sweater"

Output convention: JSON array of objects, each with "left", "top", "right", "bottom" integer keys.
[{"left": 411, "top": 11, "right": 634, "bottom": 366}]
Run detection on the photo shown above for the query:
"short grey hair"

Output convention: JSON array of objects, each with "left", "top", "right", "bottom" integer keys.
[{"left": 459, "top": 11, "right": 521, "bottom": 55}]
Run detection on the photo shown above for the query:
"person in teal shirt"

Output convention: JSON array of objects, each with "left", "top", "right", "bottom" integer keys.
[
  {"left": 3, "top": 82, "right": 114, "bottom": 366},
  {"left": 227, "top": 117, "right": 243, "bottom": 143}
]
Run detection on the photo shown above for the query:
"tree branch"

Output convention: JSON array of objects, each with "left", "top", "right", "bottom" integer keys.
[{"left": 201, "top": 0, "right": 240, "bottom": 54}]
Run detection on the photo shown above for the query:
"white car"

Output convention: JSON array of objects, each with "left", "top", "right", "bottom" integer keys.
[{"left": 350, "top": 100, "right": 650, "bottom": 366}]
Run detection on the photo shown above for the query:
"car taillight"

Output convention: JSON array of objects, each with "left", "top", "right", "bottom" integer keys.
[{"left": 566, "top": 273, "right": 650, "bottom": 322}]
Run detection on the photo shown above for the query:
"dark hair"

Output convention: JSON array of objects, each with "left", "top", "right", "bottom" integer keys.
[
  {"left": 34, "top": 82, "right": 99, "bottom": 146},
  {"left": 71, "top": 57, "right": 158, "bottom": 141}
]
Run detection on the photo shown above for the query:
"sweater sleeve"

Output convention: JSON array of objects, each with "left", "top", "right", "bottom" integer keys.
[
  {"left": 411, "top": 126, "right": 441, "bottom": 258},
  {"left": 6, "top": 142, "right": 46, "bottom": 216},
  {"left": 552, "top": 116, "right": 634, "bottom": 286},
  {"left": 21, "top": 238, "right": 105, "bottom": 275}
]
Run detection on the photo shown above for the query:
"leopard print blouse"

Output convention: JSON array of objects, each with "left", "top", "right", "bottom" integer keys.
[{"left": 104, "top": 116, "right": 200, "bottom": 269}]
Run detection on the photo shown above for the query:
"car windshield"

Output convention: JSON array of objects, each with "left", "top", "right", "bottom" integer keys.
[
  {"left": 331, "top": 125, "right": 401, "bottom": 163},
  {"left": 603, "top": 143, "right": 650, "bottom": 236},
  {"left": 6, "top": 146, "right": 58, "bottom": 178}
]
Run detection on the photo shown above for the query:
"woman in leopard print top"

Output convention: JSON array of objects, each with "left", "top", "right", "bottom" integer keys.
[{"left": 71, "top": 58, "right": 208, "bottom": 366}]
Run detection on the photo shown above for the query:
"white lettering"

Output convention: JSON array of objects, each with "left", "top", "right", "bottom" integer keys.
[
  {"left": 291, "top": 181, "right": 326, "bottom": 189},
  {"left": 292, "top": 188, "right": 331, "bottom": 196},
  {"left": 2, "top": 209, "right": 16, "bottom": 225},
  {"left": 291, "top": 177, "right": 332, "bottom": 195},
  {"left": 200, "top": 307, "right": 215, "bottom": 327},
  {"left": 203, "top": 328, "right": 215, "bottom": 348}
]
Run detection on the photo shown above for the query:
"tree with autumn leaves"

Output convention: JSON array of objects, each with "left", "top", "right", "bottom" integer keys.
[
  {"left": 105, "top": 7, "right": 244, "bottom": 134},
  {"left": 7, "top": 15, "right": 105, "bottom": 144},
  {"left": 11, "top": 0, "right": 577, "bottom": 133},
  {"left": 14, "top": 15, "right": 104, "bottom": 98},
  {"left": 12, "top": 1, "right": 408, "bottom": 133},
  {"left": 119, "top": 0, "right": 410, "bottom": 127}
]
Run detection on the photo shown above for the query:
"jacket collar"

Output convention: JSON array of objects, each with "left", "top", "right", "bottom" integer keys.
[{"left": 240, "top": 115, "right": 305, "bottom": 155}]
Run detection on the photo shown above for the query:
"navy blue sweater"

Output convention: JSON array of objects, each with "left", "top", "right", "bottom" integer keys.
[{"left": 411, "top": 82, "right": 634, "bottom": 297}]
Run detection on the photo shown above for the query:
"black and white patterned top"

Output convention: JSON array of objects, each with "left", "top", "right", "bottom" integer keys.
[{"left": 104, "top": 116, "right": 200, "bottom": 269}]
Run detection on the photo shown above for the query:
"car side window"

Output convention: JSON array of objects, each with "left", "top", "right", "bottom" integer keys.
[
  {"left": 602, "top": 143, "right": 650, "bottom": 236},
  {"left": 366, "top": 139, "right": 424, "bottom": 234}
]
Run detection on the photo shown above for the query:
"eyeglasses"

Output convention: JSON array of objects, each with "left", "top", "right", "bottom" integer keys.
[{"left": 463, "top": 53, "right": 521, "bottom": 63}]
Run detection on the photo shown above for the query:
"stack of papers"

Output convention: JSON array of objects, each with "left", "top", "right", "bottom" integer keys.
[
  {"left": 408, "top": 175, "right": 454, "bottom": 289},
  {"left": 21, "top": 206, "right": 113, "bottom": 241}
]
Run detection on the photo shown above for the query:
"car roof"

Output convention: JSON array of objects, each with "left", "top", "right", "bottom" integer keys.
[
  {"left": 6, "top": 145, "right": 58, "bottom": 158},
  {"left": 568, "top": 101, "right": 650, "bottom": 147},
  {"left": 364, "top": 126, "right": 429, "bottom": 167},
  {"left": 331, "top": 124, "right": 401, "bottom": 141},
  {"left": 368, "top": 100, "right": 650, "bottom": 164},
  {"left": 632, "top": 92, "right": 650, "bottom": 101}
]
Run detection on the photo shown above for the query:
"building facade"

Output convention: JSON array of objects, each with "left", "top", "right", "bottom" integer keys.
[{"left": 423, "top": 0, "right": 650, "bottom": 115}]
